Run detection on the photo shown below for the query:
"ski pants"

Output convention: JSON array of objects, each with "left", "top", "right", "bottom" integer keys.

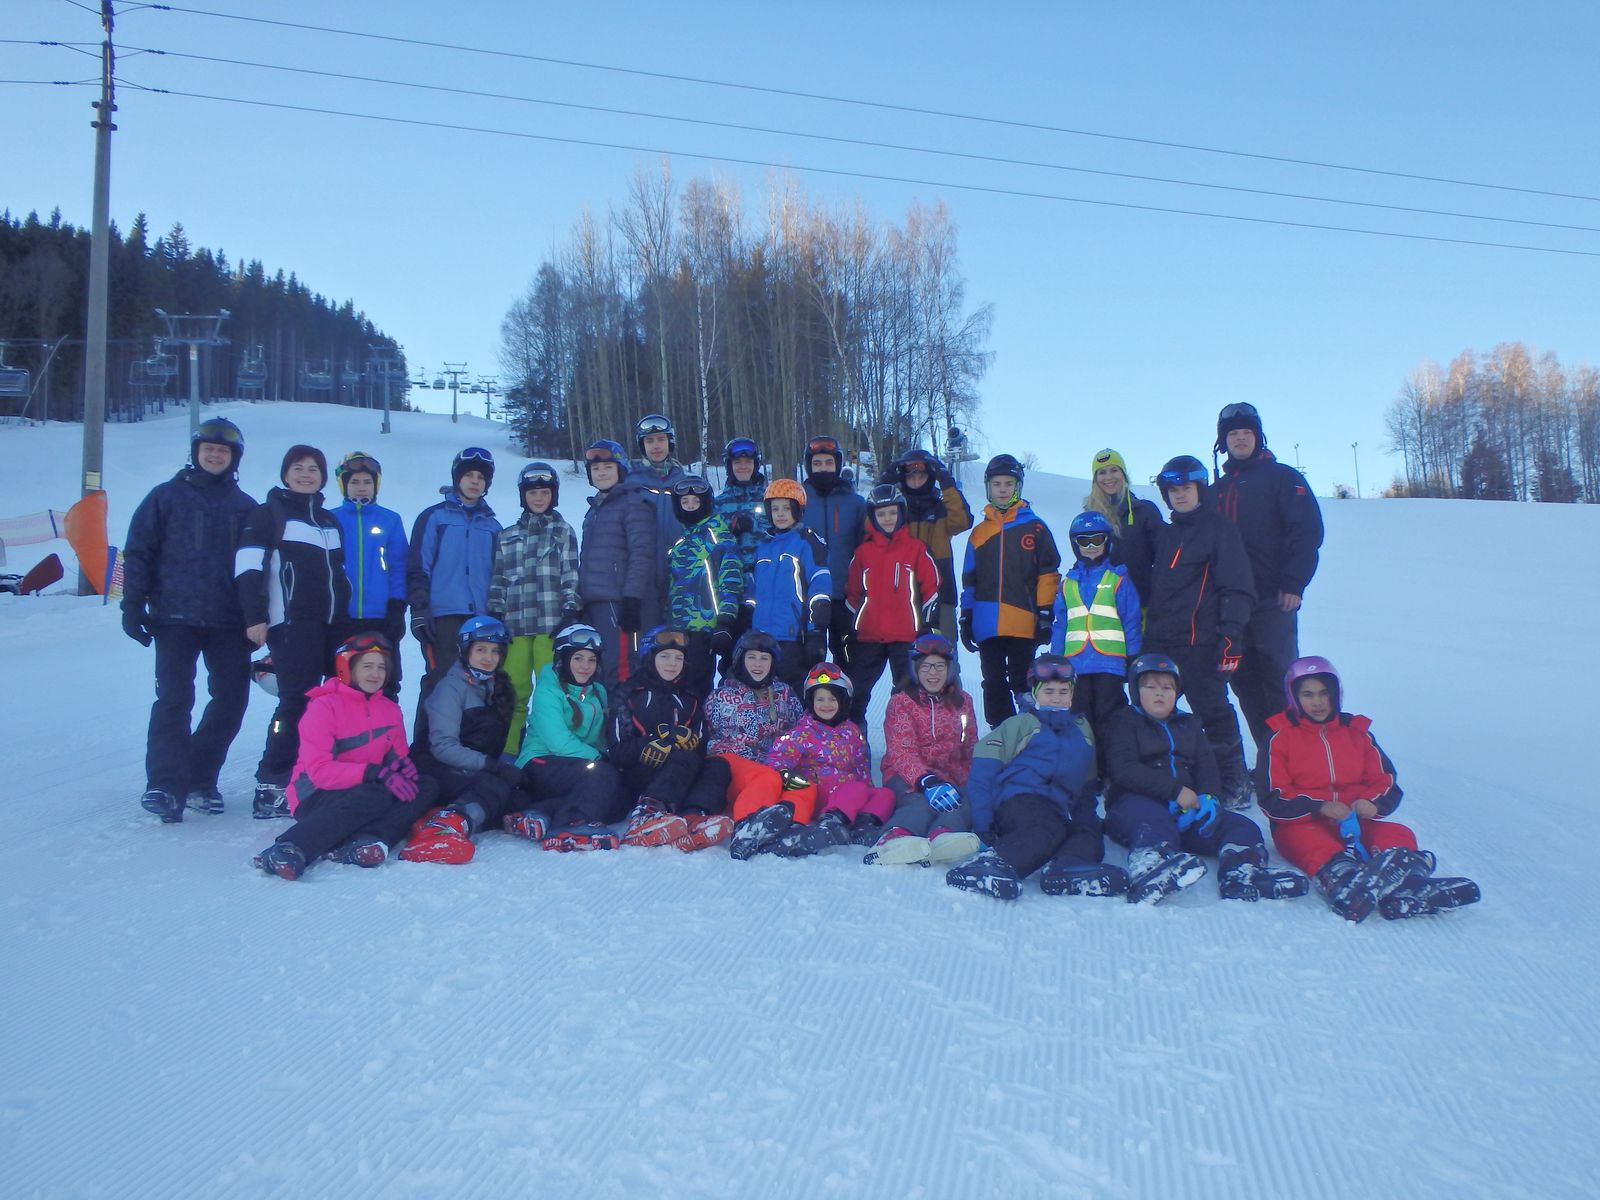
[
  {"left": 622, "top": 750, "right": 732, "bottom": 816},
  {"left": 817, "top": 778, "right": 895, "bottom": 825},
  {"left": 278, "top": 777, "right": 439, "bottom": 861},
  {"left": 884, "top": 775, "right": 973, "bottom": 838},
  {"left": 338, "top": 613, "right": 406, "bottom": 699},
  {"left": 256, "top": 621, "right": 342, "bottom": 785},
  {"left": 826, "top": 604, "right": 856, "bottom": 674},
  {"left": 680, "top": 630, "right": 719, "bottom": 700},
  {"left": 847, "top": 640, "right": 911, "bottom": 729},
  {"left": 1270, "top": 814, "right": 1417, "bottom": 877},
  {"left": 773, "top": 639, "right": 810, "bottom": 697},
  {"left": 1153, "top": 643, "right": 1247, "bottom": 789},
  {"left": 1227, "top": 602, "right": 1298, "bottom": 776},
  {"left": 432, "top": 765, "right": 526, "bottom": 831},
  {"left": 519, "top": 755, "right": 628, "bottom": 829},
  {"left": 145, "top": 623, "right": 252, "bottom": 799},
  {"left": 582, "top": 598, "right": 638, "bottom": 693},
  {"left": 502, "top": 633, "right": 555, "bottom": 756},
  {"left": 977, "top": 636, "right": 1038, "bottom": 728},
  {"left": 1070, "top": 671, "right": 1130, "bottom": 781},
  {"left": 1104, "top": 792, "right": 1267, "bottom": 858},
  {"left": 417, "top": 614, "right": 467, "bottom": 698},
  {"left": 989, "top": 792, "right": 1105, "bottom": 879}
]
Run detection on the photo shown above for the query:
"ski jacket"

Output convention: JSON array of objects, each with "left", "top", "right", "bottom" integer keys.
[
  {"left": 714, "top": 477, "right": 772, "bottom": 581},
  {"left": 967, "top": 705, "right": 1096, "bottom": 835},
  {"left": 406, "top": 489, "right": 502, "bottom": 620},
  {"left": 122, "top": 466, "right": 256, "bottom": 628},
  {"left": 331, "top": 499, "right": 408, "bottom": 620},
  {"left": 901, "top": 480, "right": 974, "bottom": 608},
  {"left": 517, "top": 664, "right": 607, "bottom": 766},
  {"left": 419, "top": 665, "right": 510, "bottom": 775},
  {"left": 1262, "top": 711, "right": 1403, "bottom": 822},
  {"left": 488, "top": 509, "right": 580, "bottom": 637},
  {"left": 667, "top": 515, "right": 744, "bottom": 632},
  {"left": 1093, "top": 489, "right": 1165, "bottom": 604},
  {"left": 748, "top": 526, "right": 832, "bottom": 641},
  {"left": 607, "top": 660, "right": 708, "bottom": 769},
  {"left": 1050, "top": 561, "right": 1143, "bottom": 675},
  {"left": 235, "top": 487, "right": 350, "bottom": 628},
  {"left": 1102, "top": 703, "right": 1220, "bottom": 806},
  {"left": 579, "top": 483, "right": 657, "bottom": 605},
  {"left": 1212, "top": 449, "right": 1324, "bottom": 600},
  {"left": 846, "top": 524, "right": 941, "bottom": 644},
  {"left": 629, "top": 459, "right": 690, "bottom": 611},
  {"left": 705, "top": 678, "right": 804, "bottom": 760},
  {"left": 960, "top": 500, "right": 1062, "bottom": 642},
  {"left": 1143, "top": 503, "right": 1255, "bottom": 652},
  {"left": 763, "top": 713, "right": 873, "bottom": 796},
  {"left": 802, "top": 476, "right": 868, "bottom": 599},
  {"left": 287, "top": 678, "right": 409, "bottom": 813},
  {"left": 880, "top": 686, "right": 978, "bottom": 788}
]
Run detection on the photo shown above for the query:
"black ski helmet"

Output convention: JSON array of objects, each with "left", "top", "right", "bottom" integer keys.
[
  {"left": 730, "top": 629, "right": 782, "bottom": 687},
  {"left": 1214, "top": 401, "right": 1266, "bottom": 454},
  {"left": 1156, "top": 455, "right": 1209, "bottom": 508},
  {"left": 1126, "top": 651, "right": 1182, "bottom": 707},
  {"left": 518, "top": 461, "right": 560, "bottom": 509},
  {"left": 865, "top": 482, "right": 908, "bottom": 535},
  {"left": 192, "top": 417, "right": 244, "bottom": 472},
  {"left": 452, "top": 446, "right": 495, "bottom": 492},
  {"left": 804, "top": 434, "right": 844, "bottom": 476},
  {"left": 985, "top": 453, "right": 1025, "bottom": 488},
  {"left": 723, "top": 436, "right": 763, "bottom": 478},
  {"left": 637, "top": 413, "right": 675, "bottom": 456},
  {"left": 670, "top": 475, "right": 715, "bottom": 525}
]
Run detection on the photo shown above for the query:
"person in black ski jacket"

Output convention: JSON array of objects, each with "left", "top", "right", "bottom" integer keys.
[
  {"left": 578, "top": 439, "right": 658, "bottom": 690},
  {"left": 1142, "top": 455, "right": 1256, "bottom": 808},
  {"left": 1082, "top": 447, "right": 1165, "bottom": 606},
  {"left": 122, "top": 417, "right": 257, "bottom": 822},
  {"left": 1209, "top": 403, "right": 1325, "bottom": 795},
  {"left": 801, "top": 434, "right": 868, "bottom": 667},
  {"left": 236, "top": 444, "right": 352, "bottom": 816}
]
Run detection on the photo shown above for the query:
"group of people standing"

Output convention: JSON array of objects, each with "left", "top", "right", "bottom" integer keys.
[{"left": 119, "top": 404, "right": 1477, "bottom": 921}]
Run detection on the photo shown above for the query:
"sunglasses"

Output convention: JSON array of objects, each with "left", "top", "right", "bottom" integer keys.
[
  {"left": 637, "top": 415, "right": 673, "bottom": 434},
  {"left": 1158, "top": 466, "right": 1209, "bottom": 488},
  {"left": 1073, "top": 533, "right": 1109, "bottom": 547}
]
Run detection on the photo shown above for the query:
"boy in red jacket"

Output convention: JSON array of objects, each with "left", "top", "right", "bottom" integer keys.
[{"left": 844, "top": 484, "right": 940, "bottom": 730}]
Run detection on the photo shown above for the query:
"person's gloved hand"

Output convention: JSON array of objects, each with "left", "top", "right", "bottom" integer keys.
[
  {"left": 371, "top": 753, "right": 420, "bottom": 802},
  {"left": 1338, "top": 809, "right": 1370, "bottom": 860},
  {"left": 491, "top": 761, "right": 524, "bottom": 787},
  {"left": 121, "top": 603, "right": 154, "bottom": 647},
  {"left": 1176, "top": 793, "right": 1220, "bottom": 836},
  {"left": 779, "top": 769, "right": 811, "bottom": 792},
  {"left": 1034, "top": 608, "right": 1054, "bottom": 644},
  {"left": 1216, "top": 635, "right": 1242, "bottom": 675},
  {"left": 411, "top": 612, "right": 435, "bottom": 646},
  {"left": 919, "top": 775, "right": 962, "bottom": 812},
  {"left": 729, "top": 512, "right": 753, "bottom": 536},
  {"left": 670, "top": 723, "right": 700, "bottom": 752},
  {"left": 710, "top": 616, "right": 737, "bottom": 658},
  {"left": 618, "top": 596, "right": 642, "bottom": 635},
  {"left": 919, "top": 598, "right": 940, "bottom": 633},
  {"left": 959, "top": 610, "right": 978, "bottom": 653},
  {"left": 809, "top": 596, "right": 832, "bottom": 638},
  {"left": 641, "top": 733, "right": 673, "bottom": 769}
]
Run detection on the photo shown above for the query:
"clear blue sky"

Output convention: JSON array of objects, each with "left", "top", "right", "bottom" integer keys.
[{"left": 7, "top": 0, "right": 1597, "bottom": 493}]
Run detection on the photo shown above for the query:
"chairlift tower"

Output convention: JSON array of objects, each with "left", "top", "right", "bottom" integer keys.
[
  {"left": 440, "top": 362, "right": 469, "bottom": 424},
  {"left": 154, "top": 308, "right": 230, "bottom": 436},
  {"left": 477, "top": 376, "right": 500, "bottom": 420},
  {"left": 368, "top": 344, "right": 405, "bottom": 435}
]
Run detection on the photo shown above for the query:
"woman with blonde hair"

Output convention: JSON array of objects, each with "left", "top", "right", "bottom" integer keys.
[{"left": 1082, "top": 448, "right": 1164, "bottom": 602}]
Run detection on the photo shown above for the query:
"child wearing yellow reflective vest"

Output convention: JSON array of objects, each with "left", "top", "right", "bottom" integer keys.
[{"left": 1050, "top": 511, "right": 1142, "bottom": 779}]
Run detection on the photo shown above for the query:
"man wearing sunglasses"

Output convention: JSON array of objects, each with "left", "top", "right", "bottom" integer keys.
[{"left": 1210, "top": 403, "right": 1324, "bottom": 803}]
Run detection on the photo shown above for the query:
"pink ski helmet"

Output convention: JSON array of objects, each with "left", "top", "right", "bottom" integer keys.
[{"left": 1283, "top": 656, "right": 1341, "bottom": 718}]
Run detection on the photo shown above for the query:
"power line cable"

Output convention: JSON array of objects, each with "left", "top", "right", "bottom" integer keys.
[
  {"left": 139, "top": 2, "right": 1600, "bottom": 205},
  {"left": 117, "top": 79, "right": 1600, "bottom": 259},
  {"left": 116, "top": 44, "right": 1600, "bottom": 235}
]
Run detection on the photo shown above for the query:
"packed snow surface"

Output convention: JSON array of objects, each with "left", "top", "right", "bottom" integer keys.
[{"left": 2, "top": 403, "right": 1596, "bottom": 1199}]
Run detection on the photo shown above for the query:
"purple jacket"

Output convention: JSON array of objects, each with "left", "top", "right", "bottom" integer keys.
[{"left": 764, "top": 714, "right": 873, "bottom": 796}]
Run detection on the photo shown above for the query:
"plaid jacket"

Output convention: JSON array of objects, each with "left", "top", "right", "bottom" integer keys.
[{"left": 488, "top": 509, "right": 580, "bottom": 636}]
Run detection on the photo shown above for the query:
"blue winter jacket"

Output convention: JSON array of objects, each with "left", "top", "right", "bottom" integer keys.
[
  {"left": 748, "top": 526, "right": 832, "bottom": 641},
  {"left": 1049, "top": 560, "right": 1143, "bottom": 676},
  {"left": 406, "top": 489, "right": 502, "bottom": 619},
  {"left": 627, "top": 458, "right": 689, "bottom": 612},
  {"left": 121, "top": 466, "right": 256, "bottom": 628},
  {"left": 714, "top": 477, "right": 772, "bottom": 581},
  {"left": 967, "top": 704, "right": 1098, "bottom": 835},
  {"left": 802, "top": 476, "right": 867, "bottom": 600},
  {"left": 332, "top": 499, "right": 408, "bottom": 620}
]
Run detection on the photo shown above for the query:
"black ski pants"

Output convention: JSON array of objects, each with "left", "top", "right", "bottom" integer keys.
[
  {"left": 519, "top": 756, "right": 629, "bottom": 828},
  {"left": 1104, "top": 792, "right": 1265, "bottom": 857},
  {"left": 146, "top": 623, "right": 252, "bottom": 799},
  {"left": 977, "top": 636, "right": 1037, "bottom": 728},
  {"left": 582, "top": 598, "right": 636, "bottom": 693},
  {"left": 826, "top": 605, "right": 856, "bottom": 673},
  {"left": 278, "top": 777, "right": 439, "bottom": 861},
  {"left": 432, "top": 765, "right": 526, "bottom": 831},
  {"left": 847, "top": 640, "right": 911, "bottom": 728},
  {"left": 1154, "top": 643, "right": 1247, "bottom": 789},
  {"left": 256, "top": 621, "right": 342, "bottom": 785},
  {"left": 990, "top": 792, "right": 1105, "bottom": 879},
  {"left": 1070, "top": 671, "right": 1129, "bottom": 780},
  {"left": 622, "top": 751, "right": 732, "bottom": 816},
  {"left": 1227, "top": 602, "right": 1299, "bottom": 777}
]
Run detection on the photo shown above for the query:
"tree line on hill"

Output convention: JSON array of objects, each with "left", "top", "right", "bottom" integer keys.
[
  {"left": 1384, "top": 342, "right": 1598, "bottom": 502},
  {"left": 0, "top": 208, "right": 403, "bottom": 422},
  {"left": 497, "top": 162, "right": 993, "bottom": 474}
]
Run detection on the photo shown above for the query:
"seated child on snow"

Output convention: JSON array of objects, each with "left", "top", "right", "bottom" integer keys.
[
  {"left": 607, "top": 628, "right": 734, "bottom": 853},
  {"left": 945, "top": 654, "right": 1109, "bottom": 901},
  {"left": 1263, "top": 656, "right": 1480, "bottom": 922},
  {"left": 707, "top": 629, "right": 805, "bottom": 823},
  {"left": 729, "top": 664, "right": 892, "bottom": 859},
  {"left": 864, "top": 633, "right": 981, "bottom": 867},
  {"left": 400, "top": 617, "right": 529, "bottom": 865},
  {"left": 505, "top": 622, "right": 628, "bottom": 853},
  {"left": 253, "top": 633, "right": 438, "bottom": 881},
  {"left": 1102, "top": 652, "right": 1306, "bottom": 905}
]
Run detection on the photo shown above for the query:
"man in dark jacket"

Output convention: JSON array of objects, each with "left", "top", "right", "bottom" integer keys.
[
  {"left": 121, "top": 417, "right": 257, "bottom": 822},
  {"left": 1210, "top": 403, "right": 1325, "bottom": 796},
  {"left": 801, "top": 434, "right": 867, "bottom": 668},
  {"left": 629, "top": 413, "right": 690, "bottom": 621},
  {"left": 1142, "top": 455, "right": 1256, "bottom": 807},
  {"left": 579, "top": 439, "right": 658, "bottom": 689}
]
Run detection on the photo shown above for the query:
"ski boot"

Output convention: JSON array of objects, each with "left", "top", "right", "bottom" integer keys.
[
  {"left": 1316, "top": 847, "right": 1420, "bottom": 921},
  {"left": 863, "top": 827, "right": 932, "bottom": 866},
  {"left": 503, "top": 810, "right": 550, "bottom": 842},
  {"left": 927, "top": 829, "right": 983, "bottom": 864},
  {"left": 541, "top": 824, "right": 621, "bottom": 852},
  {"left": 252, "top": 783, "right": 290, "bottom": 820},
  {"left": 945, "top": 849, "right": 1023, "bottom": 901},
  {"left": 1379, "top": 874, "right": 1480, "bottom": 920},
  {"left": 186, "top": 788, "right": 224, "bottom": 816},
  {"left": 1126, "top": 843, "right": 1208, "bottom": 905},
  {"left": 674, "top": 813, "right": 735, "bottom": 852},
  {"left": 1039, "top": 858, "right": 1130, "bottom": 898},
  {"left": 620, "top": 801, "right": 690, "bottom": 848},
  {"left": 1217, "top": 842, "right": 1309, "bottom": 902},
  {"left": 141, "top": 789, "right": 184, "bottom": 823},
  {"left": 771, "top": 808, "right": 850, "bottom": 858},
  {"left": 400, "top": 808, "right": 476, "bottom": 864},
  {"left": 327, "top": 835, "right": 388, "bottom": 867},
  {"left": 847, "top": 813, "right": 884, "bottom": 847},
  {"left": 728, "top": 802, "right": 795, "bottom": 861},
  {"left": 253, "top": 841, "right": 308, "bottom": 881}
]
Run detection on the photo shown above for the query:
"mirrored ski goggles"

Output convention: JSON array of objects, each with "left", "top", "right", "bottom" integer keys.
[
  {"left": 585, "top": 444, "right": 623, "bottom": 463},
  {"left": 519, "top": 468, "right": 557, "bottom": 488},
  {"left": 725, "top": 437, "right": 758, "bottom": 459},
  {"left": 1030, "top": 657, "right": 1076, "bottom": 683},
  {"left": 195, "top": 420, "right": 243, "bottom": 446},
  {"left": 557, "top": 625, "right": 604, "bottom": 650},
  {"left": 808, "top": 669, "right": 846, "bottom": 687},
  {"left": 806, "top": 436, "right": 841, "bottom": 456},
  {"left": 911, "top": 633, "right": 955, "bottom": 659},
  {"left": 1157, "top": 465, "right": 1209, "bottom": 488},
  {"left": 1072, "top": 533, "right": 1109, "bottom": 547},
  {"left": 646, "top": 629, "right": 689, "bottom": 649},
  {"left": 339, "top": 453, "right": 381, "bottom": 477},
  {"left": 637, "top": 414, "right": 673, "bottom": 435},
  {"left": 459, "top": 446, "right": 493, "bottom": 465},
  {"left": 337, "top": 631, "right": 393, "bottom": 658},
  {"left": 1218, "top": 402, "right": 1259, "bottom": 423},
  {"left": 671, "top": 477, "right": 712, "bottom": 497}
]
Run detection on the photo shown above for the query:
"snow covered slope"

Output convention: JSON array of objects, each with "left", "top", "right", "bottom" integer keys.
[{"left": 2, "top": 403, "right": 1595, "bottom": 1199}]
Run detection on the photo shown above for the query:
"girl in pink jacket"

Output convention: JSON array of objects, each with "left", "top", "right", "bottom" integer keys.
[{"left": 253, "top": 632, "right": 438, "bottom": 880}]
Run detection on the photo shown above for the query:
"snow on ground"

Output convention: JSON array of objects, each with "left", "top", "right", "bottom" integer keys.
[{"left": 2, "top": 402, "right": 1597, "bottom": 1199}]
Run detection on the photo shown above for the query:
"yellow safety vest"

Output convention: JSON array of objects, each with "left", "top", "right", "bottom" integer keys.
[{"left": 1061, "top": 572, "right": 1127, "bottom": 658}]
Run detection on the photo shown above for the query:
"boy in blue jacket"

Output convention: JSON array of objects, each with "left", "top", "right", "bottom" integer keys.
[
  {"left": 331, "top": 451, "right": 409, "bottom": 697},
  {"left": 947, "top": 654, "right": 1124, "bottom": 901},
  {"left": 748, "top": 478, "right": 832, "bottom": 694}
]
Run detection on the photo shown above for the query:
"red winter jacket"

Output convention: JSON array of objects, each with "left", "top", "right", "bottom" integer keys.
[
  {"left": 1261, "top": 710, "right": 1402, "bottom": 823},
  {"left": 288, "top": 679, "right": 411, "bottom": 813},
  {"left": 846, "top": 525, "right": 940, "bottom": 644},
  {"left": 881, "top": 687, "right": 978, "bottom": 788}
]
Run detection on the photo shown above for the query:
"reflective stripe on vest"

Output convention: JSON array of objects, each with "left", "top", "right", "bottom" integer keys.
[{"left": 1061, "top": 572, "right": 1127, "bottom": 657}]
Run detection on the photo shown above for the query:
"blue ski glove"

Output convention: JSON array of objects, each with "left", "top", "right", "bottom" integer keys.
[
  {"left": 1174, "top": 793, "right": 1219, "bottom": 836},
  {"left": 1339, "top": 810, "right": 1370, "bottom": 861},
  {"left": 921, "top": 778, "right": 963, "bottom": 812}
]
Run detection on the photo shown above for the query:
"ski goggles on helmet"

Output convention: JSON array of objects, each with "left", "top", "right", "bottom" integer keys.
[
  {"left": 1217, "top": 402, "right": 1260, "bottom": 424},
  {"left": 645, "top": 628, "right": 689, "bottom": 649},
  {"left": 458, "top": 447, "right": 493, "bottom": 466},
  {"left": 804, "top": 665, "right": 853, "bottom": 696},
  {"left": 806, "top": 436, "right": 842, "bottom": 457},
  {"left": 1157, "top": 464, "right": 1209, "bottom": 488},
  {"left": 585, "top": 442, "right": 624, "bottom": 463},
  {"left": 556, "top": 624, "right": 604, "bottom": 650},
  {"left": 194, "top": 418, "right": 244, "bottom": 447},
  {"left": 725, "top": 437, "right": 758, "bottom": 460},
  {"left": 671, "top": 476, "right": 713, "bottom": 497},
  {"left": 1072, "top": 532, "right": 1109, "bottom": 547},
  {"left": 519, "top": 466, "right": 557, "bottom": 488},
  {"left": 637, "top": 414, "right": 673, "bottom": 435},
  {"left": 911, "top": 632, "right": 955, "bottom": 659},
  {"left": 1029, "top": 656, "right": 1076, "bottom": 684},
  {"left": 337, "top": 631, "right": 393, "bottom": 659},
  {"left": 338, "top": 451, "right": 381, "bottom": 476}
]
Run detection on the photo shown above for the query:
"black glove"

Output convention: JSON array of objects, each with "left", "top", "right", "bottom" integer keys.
[
  {"left": 729, "top": 512, "right": 753, "bottom": 536},
  {"left": 670, "top": 723, "right": 701, "bottom": 752},
  {"left": 809, "top": 596, "right": 832, "bottom": 635},
  {"left": 804, "top": 633, "right": 827, "bottom": 664},
  {"left": 710, "top": 616, "right": 737, "bottom": 658},
  {"left": 121, "top": 604, "right": 153, "bottom": 647},
  {"left": 618, "top": 596, "right": 642, "bottom": 635},
  {"left": 919, "top": 598, "right": 939, "bottom": 633},
  {"left": 1217, "top": 635, "right": 1242, "bottom": 675},
  {"left": 384, "top": 600, "right": 408, "bottom": 645},
  {"left": 959, "top": 610, "right": 978, "bottom": 653},
  {"left": 1034, "top": 607, "right": 1053, "bottom": 644},
  {"left": 411, "top": 612, "right": 436, "bottom": 645}
]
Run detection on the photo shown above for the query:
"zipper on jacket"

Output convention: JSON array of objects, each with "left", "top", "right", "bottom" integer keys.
[{"left": 1317, "top": 725, "right": 1339, "bottom": 805}]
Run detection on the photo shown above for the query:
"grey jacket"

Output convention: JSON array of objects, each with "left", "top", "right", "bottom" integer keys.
[{"left": 422, "top": 667, "right": 496, "bottom": 773}]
